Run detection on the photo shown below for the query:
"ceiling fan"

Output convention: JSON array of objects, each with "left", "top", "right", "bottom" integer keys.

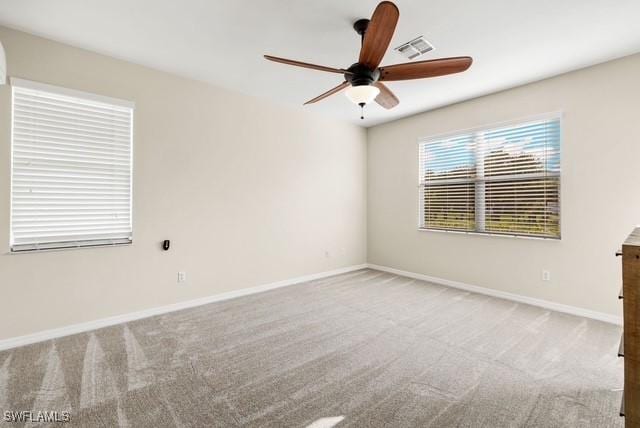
[{"left": 264, "top": 1, "right": 472, "bottom": 119}]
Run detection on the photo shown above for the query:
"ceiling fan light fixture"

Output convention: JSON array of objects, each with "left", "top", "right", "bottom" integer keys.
[
  {"left": 264, "top": 1, "right": 472, "bottom": 119},
  {"left": 344, "top": 85, "right": 380, "bottom": 106}
]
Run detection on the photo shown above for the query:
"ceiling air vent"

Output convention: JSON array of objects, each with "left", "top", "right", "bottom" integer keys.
[{"left": 394, "top": 36, "right": 434, "bottom": 60}]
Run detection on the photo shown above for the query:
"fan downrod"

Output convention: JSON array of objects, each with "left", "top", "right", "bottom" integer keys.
[{"left": 353, "top": 19, "right": 370, "bottom": 38}]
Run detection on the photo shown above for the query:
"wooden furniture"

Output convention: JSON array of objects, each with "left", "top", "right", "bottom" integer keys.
[{"left": 620, "top": 228, "right": 640, "bottom": 426}]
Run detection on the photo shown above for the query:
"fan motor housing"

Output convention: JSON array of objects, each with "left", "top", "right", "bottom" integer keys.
[{"left": 345, "top": 63, "right": 380, "bottom": 86}]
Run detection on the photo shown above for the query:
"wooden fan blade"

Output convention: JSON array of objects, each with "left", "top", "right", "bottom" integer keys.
[
  {"left": 379, "top": 56, "right": 472, "bottom": 81},
  {"left": 264, "top": 55, "right": 352, "bottom": 75},
  {"left": 304, "top": 81, "right": 350, "bottom": 105},
  {"left": 359, "top": 1, "right": 399, "bottom": 70},
  {"left": 373, "top": 82, "right": 399, "bottom": 109}
]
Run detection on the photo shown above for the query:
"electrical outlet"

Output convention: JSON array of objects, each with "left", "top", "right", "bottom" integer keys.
[
  {"left": 542, "top": 270, "right": 551, "bottom": 281},
  {"left": 177, "top": 271, "right": 186, "bottom": 283}
]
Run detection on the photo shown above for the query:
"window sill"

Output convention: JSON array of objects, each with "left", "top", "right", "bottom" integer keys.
[
  {"left": 418, "top": 228, "right": 561, "bottom": 241},
  {"left": 8, "top": 241, "right": 133, "bottom": 255}
]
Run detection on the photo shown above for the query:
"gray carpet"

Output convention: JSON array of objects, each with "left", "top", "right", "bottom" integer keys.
[{"left": 0, "top": 269, "right": 624, "bottom": 427}]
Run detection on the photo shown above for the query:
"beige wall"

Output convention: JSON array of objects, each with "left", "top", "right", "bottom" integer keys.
[
  {"left": 367, "top": 53, "right": 640, "bottom": 317},
  {"left": 2, "top": 25, "right": 638, "bottom": 342},
  {"left": 0, "top": 27, "right": 367, "bottom": 340}
]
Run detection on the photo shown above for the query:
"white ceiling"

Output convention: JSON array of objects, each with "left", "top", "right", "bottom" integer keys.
[{"left": 0, "top": 0, "right": 639, "bottom": 127}]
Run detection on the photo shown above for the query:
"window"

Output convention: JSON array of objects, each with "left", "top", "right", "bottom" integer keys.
[
  {"left": 10, "top": 79, "right": 134, "bottom": 252},
  {"left": 419, "top": 115, "right": 561, "bottom": 239}
]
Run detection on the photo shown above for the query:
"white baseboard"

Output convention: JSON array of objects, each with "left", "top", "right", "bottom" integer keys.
[
  {"left": 367, "top": 263, "right": 622, "bottom": 326},
  {"left": 0, "top": 264, "right": 368, "bottom": 351}
]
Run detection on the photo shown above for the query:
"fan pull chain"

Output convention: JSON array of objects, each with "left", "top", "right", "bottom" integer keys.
[{"left": 359, "top": 102, "right": 365, "bottom": 120}]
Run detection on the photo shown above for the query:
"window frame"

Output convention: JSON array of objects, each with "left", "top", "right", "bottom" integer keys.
[
  {"left": 417, "top": 112, "right": 562, "bottom": 241},
  {"left": 9, "top": 78, "right": 135, "bottom": 253}
]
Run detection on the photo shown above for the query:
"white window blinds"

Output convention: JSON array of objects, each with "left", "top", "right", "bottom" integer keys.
[
  {"left": 10, "top": 78, "right": 134, "bottom": 252},
  {"left": 419, "top": 115, "right": 561, "bottom": 239}
]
